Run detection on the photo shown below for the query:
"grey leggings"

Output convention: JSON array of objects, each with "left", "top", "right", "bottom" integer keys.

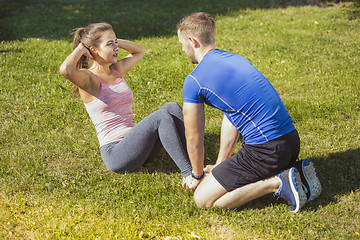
[{"left": 100, "top": 102, "right": 192, "bottom": 177}]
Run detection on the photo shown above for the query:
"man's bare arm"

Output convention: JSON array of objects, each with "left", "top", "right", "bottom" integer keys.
[
  {"left": 204, "top": 115, "right": 239, "bottom": 173},
  {"left": 183, "top": 103, "right": 205, "bottom": 177}
]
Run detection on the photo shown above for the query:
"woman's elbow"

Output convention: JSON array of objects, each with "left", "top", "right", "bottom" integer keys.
[
  {"left": 59, "top": 64, "right": 69, "bottom": 77},
  {"left": 59, "top": 63, "right": 75, "bottom": 78}
]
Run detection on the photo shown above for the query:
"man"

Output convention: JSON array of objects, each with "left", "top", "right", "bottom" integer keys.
[{"left": 177, "top": 12, "right": 321, "bottom": 212}]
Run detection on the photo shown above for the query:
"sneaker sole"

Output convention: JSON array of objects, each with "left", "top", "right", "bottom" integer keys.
[
  {"left": 302, "top": 158, "right": 322, "bottom": 202},
  {"left": 289, "top": 168, "right": 307, "bottom": 213}
]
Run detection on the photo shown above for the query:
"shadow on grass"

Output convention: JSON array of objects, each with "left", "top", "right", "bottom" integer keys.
[
  {"left": 139, "top": 132, "right": 221, "bottom": 175},
  {"left": 310, "top": 148, "right": 360, "bottom": 206},
  {"left": 142, "top": 136, "right": 360, "bottom": 212},
  {"left": 237, "top": 147, "right": 360, "bottom": 211},
  {"left": 0, "top": 0, "right": 349, "bottom": 41}
]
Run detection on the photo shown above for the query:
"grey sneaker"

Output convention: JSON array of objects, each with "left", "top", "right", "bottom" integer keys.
[
  {"left": 294, "top": 158, "right": 322, "bottom": 202},
  {"left": 275, "top": 167, "right": 307, "bottom": 213}
]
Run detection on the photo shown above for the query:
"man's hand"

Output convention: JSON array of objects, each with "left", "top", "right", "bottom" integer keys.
[
  {"left": 183, "top": 177, "right": 202, "bottom": 191},
  {"left": 182, "top": 175, "right": 192, "bottom": 188},
  {"left": 203, "top": 165, "right": 216, "bottom": 173}
]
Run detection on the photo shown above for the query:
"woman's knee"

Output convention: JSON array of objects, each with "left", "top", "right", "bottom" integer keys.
[
  {"left": 103, "top": 159, "right": 138, "bottom": 174},
  {"left": 105, "top": 163, "right": 126, "bottom": 173},
  {"left": 160, "top": 102, "right": 181, "bottom": 112}
]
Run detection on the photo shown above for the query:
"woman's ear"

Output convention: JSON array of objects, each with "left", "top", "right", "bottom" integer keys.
[{"left": 90, "top": 47, "right": 97, "bottom": 54}]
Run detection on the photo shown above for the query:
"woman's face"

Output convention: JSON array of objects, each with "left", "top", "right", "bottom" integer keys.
[{"left": 94, "top": 30, "right": 119, "bottom": 64}]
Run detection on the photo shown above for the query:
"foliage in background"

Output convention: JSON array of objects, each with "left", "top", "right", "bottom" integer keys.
[{"left": 1, "top": 0, "right": 359, "bottom": 239}]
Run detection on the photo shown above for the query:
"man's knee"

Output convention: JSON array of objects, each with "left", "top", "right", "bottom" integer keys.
[
  {"left": 193, "top": 173, "right": 228, "bottom": 208},
  {"left": 194, "top": 190, "right": 213, "bottom": 208}
]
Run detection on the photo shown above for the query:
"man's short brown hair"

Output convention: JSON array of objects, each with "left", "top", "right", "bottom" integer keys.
[{"left": 177, "top": 12, "right": 216, "bottom": 46}]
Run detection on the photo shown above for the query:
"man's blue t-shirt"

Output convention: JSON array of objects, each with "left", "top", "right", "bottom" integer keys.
[{"left": 183, "top": 49, "right": 295, "bottom": 145}]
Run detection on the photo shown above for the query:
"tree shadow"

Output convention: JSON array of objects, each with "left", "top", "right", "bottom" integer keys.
[{"left": 0, "top": 0, "right": 350, "bottom": 41}]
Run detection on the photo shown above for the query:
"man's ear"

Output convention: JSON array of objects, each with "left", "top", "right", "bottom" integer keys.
[{"left": 189, "top": 37, "right": 200, "bottom": 48}]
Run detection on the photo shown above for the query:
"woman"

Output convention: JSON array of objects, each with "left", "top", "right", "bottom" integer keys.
[{"left": 60, "top": 22, "right": 192, "bottom": 181}]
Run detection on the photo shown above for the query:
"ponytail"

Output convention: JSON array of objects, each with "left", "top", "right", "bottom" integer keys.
[
  {"left": 73, "top": 27, "right": 90, "bottom": 69},
  {"left": 71, "top": 27, "right": 90, "bottom": 96}
]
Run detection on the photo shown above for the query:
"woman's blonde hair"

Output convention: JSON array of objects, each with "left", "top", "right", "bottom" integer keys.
[{"left": 176, "top": 12, "right": 216, "bottom": 46}]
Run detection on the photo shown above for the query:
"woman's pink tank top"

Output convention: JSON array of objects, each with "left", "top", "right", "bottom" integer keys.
[{"left": 84, "top": 69, "right": 135, "bottom": 147}]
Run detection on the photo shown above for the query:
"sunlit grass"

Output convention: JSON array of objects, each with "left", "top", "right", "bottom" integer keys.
[{"left": 1, "top": 0, "right": 359, "bottom": 239}]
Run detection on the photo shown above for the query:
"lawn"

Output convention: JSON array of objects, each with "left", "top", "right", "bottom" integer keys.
[{"left": 1, "top": 0, "right": 359, "bottom": 239}]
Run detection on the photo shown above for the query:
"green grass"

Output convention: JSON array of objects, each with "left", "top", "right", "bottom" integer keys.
[{"left": 1, "top": 0, "right": 360, "bottom": 239}]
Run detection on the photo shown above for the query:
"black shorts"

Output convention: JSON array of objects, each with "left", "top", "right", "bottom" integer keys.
[{"left": 212, "top": 130, "right": 300, "bottom": 192}]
